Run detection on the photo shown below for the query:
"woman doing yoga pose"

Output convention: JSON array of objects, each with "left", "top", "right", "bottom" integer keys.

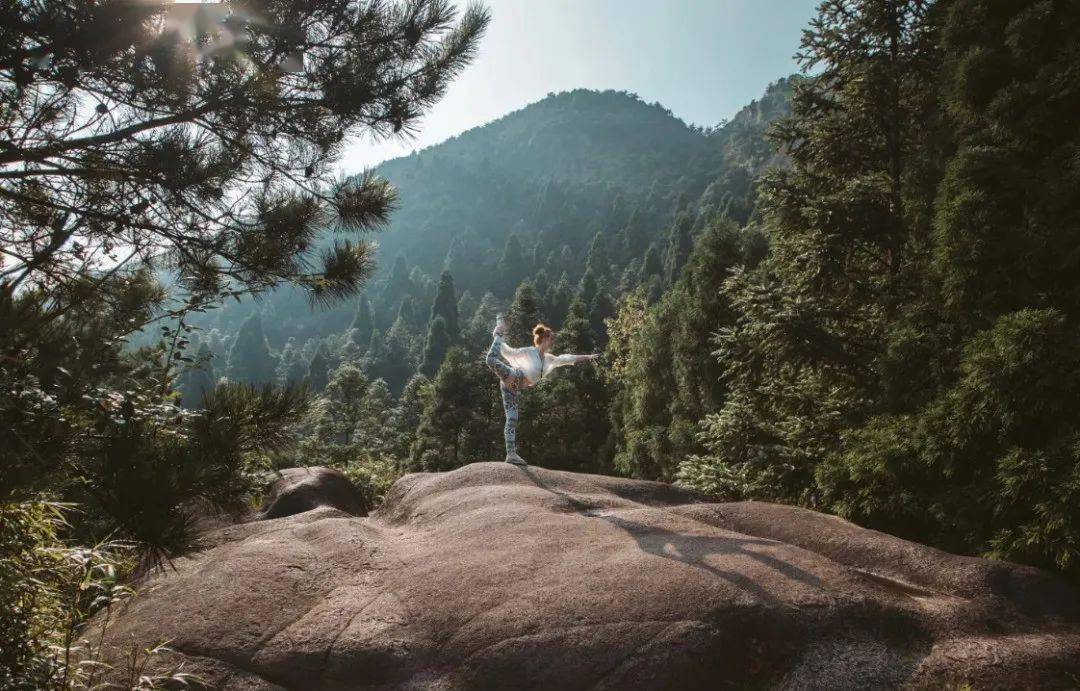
[{"left": 485, "top": 315, "right": 599, "bottom": 466}]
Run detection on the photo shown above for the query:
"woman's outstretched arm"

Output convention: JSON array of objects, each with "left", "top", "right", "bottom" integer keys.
[{"left": 549, "top": 353, "right": 599, "bottom": 368}]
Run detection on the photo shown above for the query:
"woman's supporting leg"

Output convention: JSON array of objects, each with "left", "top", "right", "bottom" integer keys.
[{"left": 500, "top": 380, "right": 520, "bottom": 457}]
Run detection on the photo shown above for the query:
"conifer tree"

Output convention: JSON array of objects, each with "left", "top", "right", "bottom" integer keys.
[
  {"left": 466, "top": 292, "right": 504, "bottom": 350},
  {"left": 420, "top": 316, "right": 452, "bottom": 378},
  {"left": 382, "top": 255, "right": 414, "bottom": 306},
  {"left": 396, "top": 296, "right": 420, "bottom": 331},
  {"left": 350, "top": 296, "right": 375, "bottom": 351},
  {"left": 410, "top": 348, "right": 493, "bottom": 470},
  {"left": 545, "top": 274, "right": 574, "bottom": 329},
  {"left": 391, "top": 374, "right": 432, "bottom": 460},
  {"left": 682, "top": 0, "right": 942, "bottom": 501},
  {"left": 617, "top": 209, "right": 649, "bottom": 263},
  {"left": 496, "top": 234, "right": 528, "bottom": 297},
  {"left": 585, "top": 232, "right": 610, "bottom": 280},
  {"left": 429, "top": 270, "right": 461, "bottom": 342},
  {"left": 457, "top": 290, "right": 479, "bottom": 327},
  {"left": 578, "top": 268, "right": 599, "bottom": 310},
  {"left": 228, "top": 312, "right": 277, "bottom": 384},
  {"left": 662, "top": 211, "right": 695, "bottom": 285},
  {"left": 308, "top": 343, "right": 331, "bottom": 393},
  {"left": 507, "top": 282, "right": 542, "bottom": 346}
]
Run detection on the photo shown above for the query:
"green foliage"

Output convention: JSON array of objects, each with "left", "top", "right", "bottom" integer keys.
[
  {"left": 307, "top": 343, "right": 331, "bottom": 393},
  {"left": 819, "top": 309, "right": 1080, "bottom": 576},
  {"left": 296, "top": 365, "right": 410, "bottom": 508},
  {"left": 228, "top": 312, "right": 277, "bottom": 384},
  {"left": 0, "top": 502, "right": 194, "bottom": 689},
  {"left": 429, "top": 271, "right": 461, "bottom": 342},
  {"left": 675, "top": 0, "right": 1080, "bottom": 584},
  {"left": 410, "top": 348, "right": 499, "bottom": 470},
  {"left": 609, "top": 217, "right": 743, "bottom": 481},
  {"left": 419, "top": 316, "right": 451, "bottom": 378},
  {"left": 507, "top": 282, "right": 542, "bottom": 347},
  {"left": 0, "top": 0, "right": 488, "bottom": 672}
]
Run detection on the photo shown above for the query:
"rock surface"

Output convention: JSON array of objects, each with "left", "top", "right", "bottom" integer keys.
[{"left": 96, "top": 463, "right": 1080, "bottom": 689}]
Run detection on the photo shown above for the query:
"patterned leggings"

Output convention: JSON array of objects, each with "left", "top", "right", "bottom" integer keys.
[{"left": 485, "top": 335, "right": 523, "bottom": 455}]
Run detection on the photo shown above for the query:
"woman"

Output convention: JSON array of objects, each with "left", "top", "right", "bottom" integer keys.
[{"left": 485, "top": 315, "right": 599, "bottom": 466}]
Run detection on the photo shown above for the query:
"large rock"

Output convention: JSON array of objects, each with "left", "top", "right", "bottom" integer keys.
[{"left": 95, "top": 463, "right": 1080, "bottom": 689}]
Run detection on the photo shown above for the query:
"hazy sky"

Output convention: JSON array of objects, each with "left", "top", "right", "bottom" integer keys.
[{"left": 338, "top": 0, "right": 820, "bottom": 173}]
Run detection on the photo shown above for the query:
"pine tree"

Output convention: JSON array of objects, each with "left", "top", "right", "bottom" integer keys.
[
  {"left": 420, "top": 316, "right": 452, "bottom": 378},
  {"left": 662, "top": 211, "right": 695, "bottom": 285},
  {"left": 396, "top": 296, "right": 420, "bottom": 330},
  {"left": 578, "top": 267, "right": 599, "bottom": 309},
  {"left": 391, "top": 374, "right": 432, "bottom": 460},
  {"left": 507, "top": 282, "right": 542, "bottom": 346},
  {"left": 617, "top": 209, "right": 649, "bottom": 263},
  {"left": 466, "top": 292, "right": 503, "bottom": 350},
  {"left": 588, "top": 285, "right": 617, "bottom": 349},
  {"left": 382, "top": 254, "right": 413, "bottom": 305},
  {"left": 308, "top": 342, "right": 331, "bottom": 393},
  {"left": 363, "top": 325, "right": 415, "bottom": 394},
  {"left": 609, "top": 217, "right": 742, "bottom": 481},
  {"left": 457, "top": 290, "right": 479, "bottom": 328},
  {"left": 228, "top": 312, "right": 277, "bottom": 384},
  {"left": 410, "top": 348, "right": 494, "bottom": 470},
  {"left": 808, "top": 0, "right": 1080, "bottom": 579},
  {"left": 683, "top": 0, "right": 942, "bottom": 501},
  {"left": 350, "top": 296, "right": 374, "bottom": 350},
  {"left": 429, "top": 270, "right": 460, "bottom": 342},
  {"left": 545, "top": 274, "right": 574, "bottom": 329},
  {"left": 496, "top": 234, "right": 528, "bottom": 297},
  {"left": 584, "top": 232, "right": 610, "bottom": 281}
]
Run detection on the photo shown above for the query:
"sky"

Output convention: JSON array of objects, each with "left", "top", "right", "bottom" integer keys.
[{"left": 338, "top": 0, "right": 821, "bottom": 173}]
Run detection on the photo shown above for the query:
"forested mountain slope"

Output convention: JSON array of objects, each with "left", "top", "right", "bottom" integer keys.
[{"left": 182, "top": 79, "right": 793, "bottom": 352}]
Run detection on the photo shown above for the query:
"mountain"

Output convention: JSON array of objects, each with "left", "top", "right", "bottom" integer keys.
[{"left": 180, "top": 78, "right": 795, "bottom": 355}]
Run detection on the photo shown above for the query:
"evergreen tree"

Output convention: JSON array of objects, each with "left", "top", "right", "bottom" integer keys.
[
  {"left": 584, "top": 231, "right": 610, "bottom": 280},
  {"left": 662, "top": 211, "right": 695, "bottom": 285},
  {"left": 420, "top": 316, "right": 452, "bottom": 378},
  {"left": 363, "top": 325, "right": 415, "bottom": 394},
  {"left": 466, "top": 292, "right": 504, "bottom": 350},
  {"left": 532, "top": 237, "right": 548, "bottom": 272},
  {"left": 382, "top": 254, "right": 413, "bottom": 305},
  {"left": 308, "top": 343, "right": 331, "bottom": 393},
  {"left": 339, "top": 329, "right": 365, "bottom": 364},
  {"left": 578, "top": 267, "right": 599, "bottom": 309},
  {"left": 356, "top": 378, "right": 397, "bottom": 456},
  {"left": 507, "top": 282, "right": 542, "bottom": 346},
  {"left": 496, "top": 234, "right": 528, "bottom": 297},
  {"left": 397, "top": 296, "right": 421, "bottom": 330},
  {"left": 679, "top": 0, "right": 943, "bottom": 502},
  {"left": 228, "top": 312, "right": 277, "bottom": 384},
  {"left": 429, "top": 270, "right": 461, "bottom": 341},
  {"left": 457, "top": 290, "right": 479, "bottom": 328},
  {"left": 588, "top": 286, "right": 617, "bottom": 349},
  {"left": 807, "top": 0, "right": 1080, "bottom": 579},
  {"left": 617, "top": 209, "right": 649, "bottom": 263},
  {"left": 545, "top": 274, "right": 574, "bottom": 329},
  {"left": 610, "top": 217, "right": 742, "bottom": 481},
  {"left": 391, "top": 374, "right": 433, "bottom": 460},
  {"left": 410, "top": 348, "right": 495, "bottom": 470},
  {"left": 350, "top": 296, "right": 375, "bottom": 350}
]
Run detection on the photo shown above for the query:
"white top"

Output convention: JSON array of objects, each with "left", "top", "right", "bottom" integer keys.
[{"left": 499, "top": 342, "right": 585, "bottom": 388}]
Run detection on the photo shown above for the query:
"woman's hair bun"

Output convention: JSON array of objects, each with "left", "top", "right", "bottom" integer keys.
[{"left": 532, "top": 323, "right": 553, "bottom": 347}]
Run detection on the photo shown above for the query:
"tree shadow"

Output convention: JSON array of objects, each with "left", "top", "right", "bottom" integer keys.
[{"left": 518, "top": 466, "right": 825, "bottom": 607}]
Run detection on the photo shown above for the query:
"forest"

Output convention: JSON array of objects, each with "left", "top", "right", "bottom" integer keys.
[{"left": 3, "top": 0, "right": 1080, "bottom": 687}]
